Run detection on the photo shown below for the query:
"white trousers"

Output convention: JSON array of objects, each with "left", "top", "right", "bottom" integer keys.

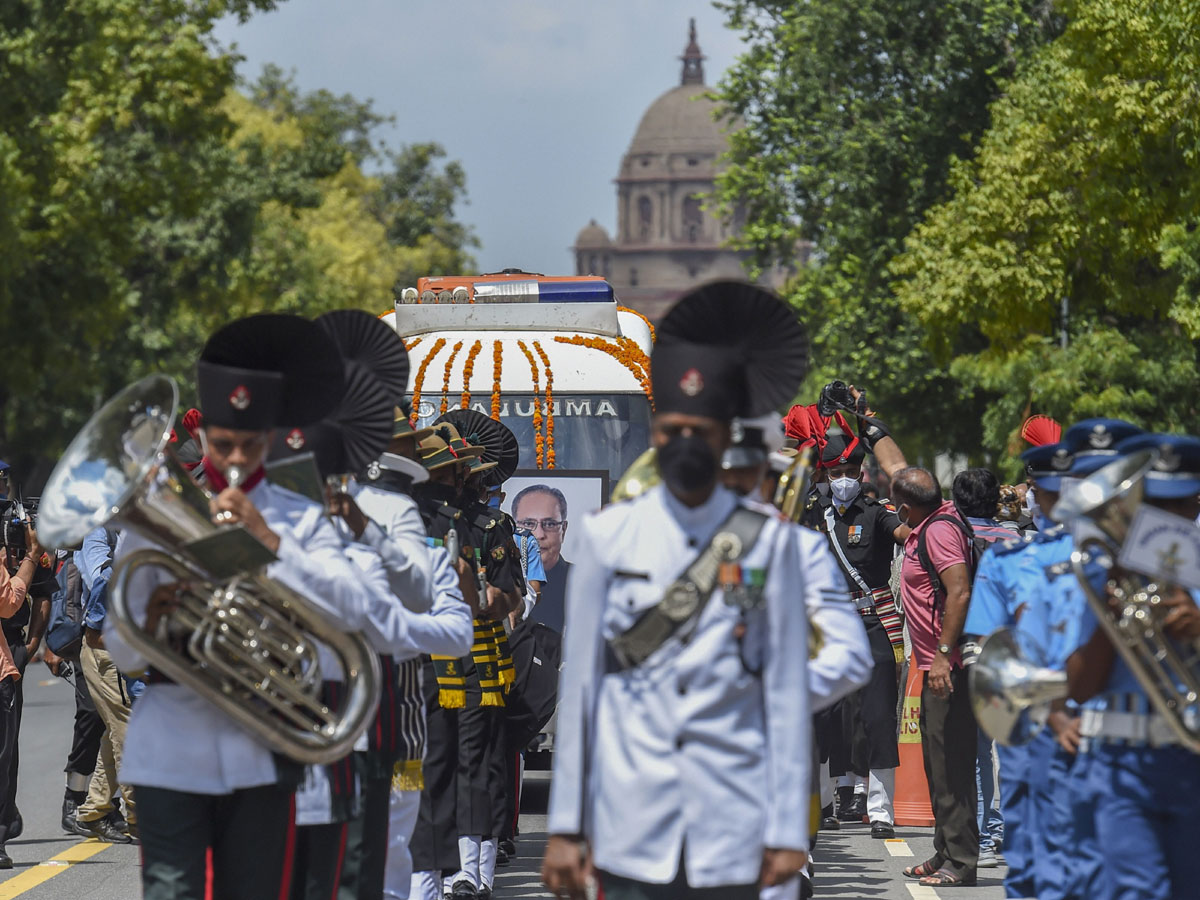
[
  {"left": 760, "top": 878, "right": 801, "bottom": 900},
  {"left": 383, "top": 789, "right": 421, "bottom": 900},
  {"left": 867, "top": 768, "right": 895, "bottom": 825},
  {"left": 409, "top": 871, "right": 441, "bottom": 900}
]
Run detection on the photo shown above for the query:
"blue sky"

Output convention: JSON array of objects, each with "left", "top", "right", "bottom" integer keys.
[{"left": 212, "top": 1, "right": 745, "bottom": 278}]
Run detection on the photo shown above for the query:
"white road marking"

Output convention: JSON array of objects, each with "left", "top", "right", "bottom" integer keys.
[
  {"left": 906, "top": 884, "right": 941, "bottom": 899},
  {"left": 885, "top": 838, "right": 915, "bottom": 857}
]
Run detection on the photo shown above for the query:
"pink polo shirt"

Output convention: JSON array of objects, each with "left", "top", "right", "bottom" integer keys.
[
  {"left": 901, "top": 500, "right": 971, "bottom": 671},
  {"left": 0, "top": 558, "right": 28, "bottom": 682}
]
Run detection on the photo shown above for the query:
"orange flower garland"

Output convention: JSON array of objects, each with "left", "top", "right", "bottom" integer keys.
[
  {"left": 439, "top": 341, "right": 464, "bottom": 414},
  {"left": 553, "top": 335, "right": 654, "bottom": 409},
  {"left": 517, "top": 340, "right": 544, "bottom": 468},
  {"left": 490, "top": 340, "right": 503, "bottom": 421},
  {"left": 460, "top": 340, "right": 483, "bottom": 408},
  {"left": 408, "top": 337, "right": 446, "bottom": 425},
  {"left": 405, "top": 337, "right": 423, "bottom": 353},
  {"left": 617, "top": 306, "right": 656, "bottom": 343},
  {"left": 533, "top": 341, "right": 555, "bottom": 468}
]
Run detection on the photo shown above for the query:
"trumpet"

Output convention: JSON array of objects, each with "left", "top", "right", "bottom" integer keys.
[{"left": 38, "top": 376, "right": 380, "bottom": 765}]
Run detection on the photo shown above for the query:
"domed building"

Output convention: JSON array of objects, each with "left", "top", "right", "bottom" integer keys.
[{"left": 573, "top": 21, "right": 793, "bottom": 320}]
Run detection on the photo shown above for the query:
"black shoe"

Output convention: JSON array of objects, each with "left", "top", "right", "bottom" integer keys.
[
  {"left": 0, "top": 846, "right": 10, "bottom": 869},
  {"left": 838, "top": 793, "right": 866, "bottom": 823},
  {"left": 799, "top": 872, "right": 813, "bottom": 900},
  {"left": 495, "top": 845, "right": 510, "bottom": 866},
  {"left": 63, "top": 812, "right": 95, "bottom": 839},
  {"left": 450, "top": 880, "right": 477, "bottom": 900},
  {"left": 870, "top": 821, "right": 895, "bottom": 839},
  {"left": 79, "top": 815, "right": 133, "bottom": 844},
  {"left": 820, "top": 802, "right": 839, "bottom": 830},
  {"left": 477, "top": 889, "right": 492, "bottom": 900},
  {"left": 5, "top": 810, "right": 22, "bottom": 841},
  {"left": 499, "top": 838, "right": 516, "bottom": 857},
  {"left": 61, "top": 798, "right": 80, "bottom": 835}
]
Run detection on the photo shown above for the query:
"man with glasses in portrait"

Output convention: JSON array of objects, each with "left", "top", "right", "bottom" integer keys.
[{"left": 512, "top": 485, "right": 570, "bottom": 634}]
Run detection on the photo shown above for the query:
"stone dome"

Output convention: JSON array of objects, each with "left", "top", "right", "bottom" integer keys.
[
  {"left": 574, "top": 219, "right": 611, "bottom": 248},
  {"left": 626, "top": 83, "right": 731, "bottom": 158}
]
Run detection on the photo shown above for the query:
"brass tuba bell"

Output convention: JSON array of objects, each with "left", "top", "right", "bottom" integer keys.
[
  {"left": 38, "top": 376, "right": 381, "bottom": 765},
  {"left": 970, "top": 628, "right": 1067, "bottom": 745},
  {"left": 610, "top": 447, "right": 660, "bottom": 503}
]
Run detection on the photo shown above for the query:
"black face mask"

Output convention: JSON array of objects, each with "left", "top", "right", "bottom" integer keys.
[
  {"left": 657, "top": 433, "right": 718, "bottom": 495},
  {"left": 412, "top": 480, "right": 458, "bottom": 507}
]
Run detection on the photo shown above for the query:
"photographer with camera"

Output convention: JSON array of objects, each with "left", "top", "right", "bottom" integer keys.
[
  {"left": 0, "top": 517, "right": 46, "bottom": 867},
  {"left": 801, "top": 382, "right": 909, "bottom": 840}
]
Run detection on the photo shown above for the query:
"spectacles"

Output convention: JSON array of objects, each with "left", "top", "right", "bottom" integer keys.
[{"left": 516, "top": 518, "right": 565, "bottom": 534}]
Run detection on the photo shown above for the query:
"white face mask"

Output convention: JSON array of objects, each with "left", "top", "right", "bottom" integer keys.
[{"left": 830, "top": 476, "right": 861, "bottom": 507}]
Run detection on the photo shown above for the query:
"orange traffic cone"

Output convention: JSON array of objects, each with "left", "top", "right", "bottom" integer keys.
[{"left": 894, "top": 655, "right": 935, "bottom": 826}]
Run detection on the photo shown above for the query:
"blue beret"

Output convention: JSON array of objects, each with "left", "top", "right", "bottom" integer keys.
[
  {"left": 1115, "top": 433, "right": 1200, "bottom": 500},
  {"left": 1020, "top": 441, "right": 1074, "bottom": 490}
]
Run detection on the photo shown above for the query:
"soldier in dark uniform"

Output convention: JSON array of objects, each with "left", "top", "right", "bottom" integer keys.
[{"left": 806, "top": 424, "right": 909, "bottom": 838}]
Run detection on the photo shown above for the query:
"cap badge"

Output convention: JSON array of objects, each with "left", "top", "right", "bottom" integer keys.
[
  {"left": 730, "top": 421, "right": 745, "bottom": 444},
  {"left": 286, "top": 428, "right": 306, "bottom": 450},
  {"left": 679, "top": 368, "right": 704, "bottom": 397},
  {"left": 366, "top": 460, "right": 382, "bottom": 481},
  {"left": 1090, "top": 425, "right": 1112, "bottom": 449},
  {"left": 1155, "top": 444, "right": 1181, "bottom": 472},
  {"left": 1051, "top": 449, "right": 1072, "bottom": 471},
  {"left": 228, "top": 385, "right": 251, "bottom": 411}
]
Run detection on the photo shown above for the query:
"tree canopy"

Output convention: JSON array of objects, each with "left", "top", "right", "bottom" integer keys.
[
  {"left": 714, "top": 0, "right": 1060, "bottom": 465},
  {"left": 0, "top": 3, "right": 476, "bottom": 479}
]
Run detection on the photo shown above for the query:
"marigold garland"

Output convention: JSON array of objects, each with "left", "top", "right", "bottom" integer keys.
[
  {"left": 405, "top": 337, "right": 423, "bottom": 353},
  {"left": 617, "top": 306, "right": 656, "bottom": 343},
  {"left": 409, "top": 337, "right": 446, "bottom": 425},
  {"left": 552, "top": 335, "right": 654, "bottom": 409},
  {"left": 533, "top": 341, "right": 555, "bottom": 468},
  {"left": 490, "top": 340, "right": 503, "bottom": 421},
  {"left": 517, "top": 340, "right": 544, "bottom": 468},
  {"left": 460, "top": 340, "right": 483, "bottom": 409},
  {"left": 439, "top": 341, "right": 464, "bottom": 414}
]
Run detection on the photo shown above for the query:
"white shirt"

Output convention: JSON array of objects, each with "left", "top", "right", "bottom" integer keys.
[
  {"left": 105, "top": 480, "right": 374, "bottom": 795},
  {"left": 547, "top": 484, "right": 811, "bottom": 888},
  {"left": 352, "top": 483, "right": 434, "bottom": 613}
]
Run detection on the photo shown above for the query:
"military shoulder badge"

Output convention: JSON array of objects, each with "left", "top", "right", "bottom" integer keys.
[{"left": 491, "top": 546, "right": 506, "bottom": 562}]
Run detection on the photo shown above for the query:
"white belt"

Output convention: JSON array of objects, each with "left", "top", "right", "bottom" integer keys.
[{"left": 1079, "top": 709, "right": 1180, "bottom": 748}]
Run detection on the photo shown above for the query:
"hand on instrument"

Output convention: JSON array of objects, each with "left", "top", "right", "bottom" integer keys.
[
  {"left": 760, "top": 848, "right": 809, "bottom": 887},
  {"left": 1162, "top": 586, "right": 1200, "bottom": 641},
  {"left": 928, "top": 653, "right": 953, "bottom": 699},
  {"left": 327, "top": 491, "right": 369, "bottom": 539},
  {"left": 146, "top": 580, "right": 190, "bottom": 635},
  {"left": 1048, "top": 709, "right": 1082, "bottom": 755},
  {"left": 211, "top": 487, "right": 279, "bottom": 553},
  {"left": 542, "top": 835, "right": 591, "bottom": 900}
]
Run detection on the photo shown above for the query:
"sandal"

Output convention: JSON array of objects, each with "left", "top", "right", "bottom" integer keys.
[
  {"left": 903, "top": 856, "right": 944, "bottom": 879},
  {"left": 919, "top": 867, "right": 976, "bottom": 887}
]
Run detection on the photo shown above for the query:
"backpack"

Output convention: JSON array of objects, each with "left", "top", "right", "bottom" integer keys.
[
  {"left": 46, "top": 558, "right": 84, "bottom": 657},
  {"left": 915, "top": 508, "right": 1010, "bottom": 624}
]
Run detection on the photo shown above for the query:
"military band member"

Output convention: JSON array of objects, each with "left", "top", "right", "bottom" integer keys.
[
  {"left": 805, "top": 426, "right": 908, "bottom": 838},
  {"left": 105, "top": 314, "right": 373, "bottom": 900},
  {"left": 543, "top": 281, "right": 813, "bottom": 899}
]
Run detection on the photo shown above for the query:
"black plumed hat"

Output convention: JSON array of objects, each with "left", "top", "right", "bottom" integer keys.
[
  {"left": 198, "top": 314, "right": 344, "bottom": 429},
  {"left": 651, "top": 281, "right": 808, "bottom": 420},
  {"left": 436, "top": 408, "right": 520, "bottom": 487},
  {"left": 318, "top": 309, "right": 410, "bottom": 405},
  {"left": 819, "top": 431, "right": 866, "bottom": 468}
]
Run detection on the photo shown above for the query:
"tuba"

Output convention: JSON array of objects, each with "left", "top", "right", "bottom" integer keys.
[
  {"left": 971, "top": 628, "right": 1067, "bottom": 745},
  {"left": 610, "top": 447, "right": 659, "bottom": 503},
  {"left": 38, "top": 376, "right": 380, "bottom": 765},
  {"left": 1050, "top": 449, "right": 1200, "bottom": 753}
]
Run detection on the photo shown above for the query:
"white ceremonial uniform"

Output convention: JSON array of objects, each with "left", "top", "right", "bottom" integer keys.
[
  {"left": 792, "top": 525, "right": 872, "bottom": 710},
  {"left": 105, "top": 481, "right": 373, "bottom": 795},
  {"left": 548, "top": 483, "right": 812, "bottom": 888},
  {"left": 354, "top": 483, "right": 435, "bottom": 612}
]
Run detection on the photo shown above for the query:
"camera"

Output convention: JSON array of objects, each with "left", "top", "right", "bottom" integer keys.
[
  {"left": 817, "top": 380, "right": 866, "bottom": 417},
  {"left": 1, "top": 499, "right": 37, "bottom": 559}
]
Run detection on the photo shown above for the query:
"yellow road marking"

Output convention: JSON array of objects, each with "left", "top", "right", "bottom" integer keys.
[
  {"left": 0, "top": 840, "right": 112, "bottom": 899},
  {"left": 885, "top": 838, "right": 914, "bottom": 857},
  {"left": 905, "top": 884, "right": 940, "bottom": 900}
]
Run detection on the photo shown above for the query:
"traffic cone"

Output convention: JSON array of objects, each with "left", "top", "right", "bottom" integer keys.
[{"left": 894, "top": 655, "right": 935, "bottom": 826}]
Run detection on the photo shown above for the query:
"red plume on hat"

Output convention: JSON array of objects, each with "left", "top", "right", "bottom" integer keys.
[
  {"left": 182, "top": 408, "right": 204, "bottom": 441},
  {"left": 783, "top": 404, "right": 857, "bottom": 465},
  {"left": 1020, "top": 415, "right": 1062, "bottom": 447}
]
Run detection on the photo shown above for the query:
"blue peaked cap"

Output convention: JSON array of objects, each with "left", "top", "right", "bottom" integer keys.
[
  {"left": 1020, "top": 441, "right": 1074, "bottom": 491},
  {"left": 1115, "top": 433, "right": 1200, "bottom": 500}
]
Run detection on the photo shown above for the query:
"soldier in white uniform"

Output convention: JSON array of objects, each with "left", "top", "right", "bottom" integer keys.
[
  {"left": 542, "top": 281, "right": 815, "bottom": 899},
  {"left": 104, "top": 314, "right": 376, "bottom": 900}
]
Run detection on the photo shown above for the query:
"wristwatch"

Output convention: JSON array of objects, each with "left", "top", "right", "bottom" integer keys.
[{"left": 937, "top": 642, "right": 952, "bottom": 655}]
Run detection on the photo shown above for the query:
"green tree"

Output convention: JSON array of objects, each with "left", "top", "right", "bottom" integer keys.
[
  {"left": 714, "top": 0, "right": 1057, "bottom": 463},
  {"left": 892, "top": 0, "right": 1200, "bottom": 467}
]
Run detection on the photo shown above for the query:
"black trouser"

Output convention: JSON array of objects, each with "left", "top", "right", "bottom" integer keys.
[
  {"left": 457, "top": 701, "right": 502, "bottom": 838},
  {"left": 411, "top": 697, "right": 460, "bottom": 873},
  {"left": 0, "top": 678, "right": 17, "bottom": 841},
  {"left": 339, "top": 765, "right": 392, "bottom": 900},
  {"left": 4, "top": 642, "right": 26, "bottom": 822},
  {"left": 848, "top": 617, "right": 901, "bottom": 773},
  {"left": 919, "top": 666, "right": 979, "bottom": 880},
  {"left": 137, "top": 783, "right": 295, "bottom": 900},
  {"left": 291, "top": 822, "right": 348, "bottom": 900},
  {"left": 65, "top": 660, "right": 104, "bottom": 779}
]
